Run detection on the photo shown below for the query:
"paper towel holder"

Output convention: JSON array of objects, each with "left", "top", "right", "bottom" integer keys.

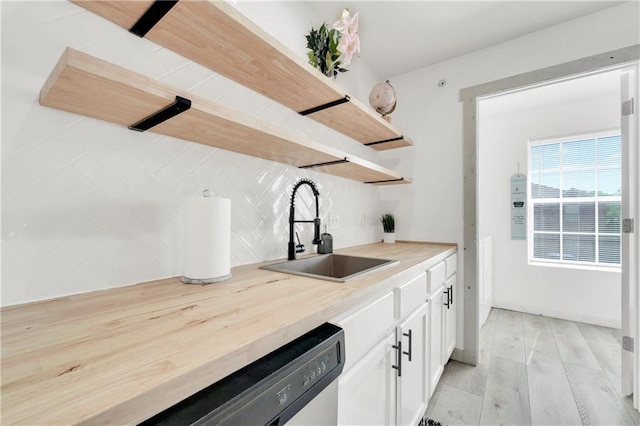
[{"left": 181, "top": 190, "right": 232, "bottom": 285}]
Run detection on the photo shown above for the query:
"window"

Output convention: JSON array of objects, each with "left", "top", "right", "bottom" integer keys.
[{"left": 528, "top": 131, "right": 621, "bottom": 269}]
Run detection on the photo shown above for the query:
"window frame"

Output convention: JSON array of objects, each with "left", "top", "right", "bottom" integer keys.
[{"left": 527, "top": 129, "right": 622, "bottom": 272}]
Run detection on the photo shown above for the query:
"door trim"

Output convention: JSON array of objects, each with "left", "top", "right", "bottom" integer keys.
[
  {"left": 620, "top": 65, "right": 639, "bottom": 404},
  {"left": 460, "top": 44, "right": 640, "bottom": 366}
]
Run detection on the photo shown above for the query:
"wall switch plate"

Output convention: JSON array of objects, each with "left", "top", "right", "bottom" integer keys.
[{"left": 329, "top": 213, "right": 340, "bottom": 230}]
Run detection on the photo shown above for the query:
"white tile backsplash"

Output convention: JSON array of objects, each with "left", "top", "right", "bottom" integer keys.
[{"left": 1, "top": 1, "right": 386, "bottom": 306}]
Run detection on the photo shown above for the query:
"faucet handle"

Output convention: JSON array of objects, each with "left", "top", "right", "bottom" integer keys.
[{"left": 295, "top": 232, "right": 305, "bottom": 254}]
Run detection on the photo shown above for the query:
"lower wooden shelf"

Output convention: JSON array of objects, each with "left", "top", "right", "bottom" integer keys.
[{"left": 39, "top": 48, "right": 411, "bottom": 186}]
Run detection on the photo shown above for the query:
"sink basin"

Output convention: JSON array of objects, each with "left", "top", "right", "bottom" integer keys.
[{"left": 261, "top": 254, "right": 398, "bottom": 282}]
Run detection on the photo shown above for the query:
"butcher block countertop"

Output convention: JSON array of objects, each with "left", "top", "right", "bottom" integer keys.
[{"left": 1, "top": 241, "right": 456, "bottom": 425}]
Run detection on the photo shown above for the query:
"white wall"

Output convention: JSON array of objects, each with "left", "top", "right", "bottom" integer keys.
[
  {"left": 479, "top": 85, "right": 621, "bottom": 327},
  {"left": 381, "top": 2, "right": 639, "bottom": 344},
  {"left": 0, "top": 2, "right": 386, "bottom": 306}
]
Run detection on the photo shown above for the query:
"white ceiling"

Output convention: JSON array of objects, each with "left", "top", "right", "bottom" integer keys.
[
  {"left": 303, "top": 1, "right": 626, "bottom": 78},
  {"left": 479, "top": 69, "right": 620, "bottom": 117}
]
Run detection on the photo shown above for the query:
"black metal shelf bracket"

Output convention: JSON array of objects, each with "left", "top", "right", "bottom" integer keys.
[
  {"left": 299, "top": 158, "right": 349, "bottom": 169},
  {"left": 129, "top": 0, "right": 179, "bottom": 38},
  {"left": 364, "top": 135, "right": 405, "bottom": 147},
  {"left": 364, "top": 177, "right": 405, "bottom": 184},
  {"left": 128, "top": 96, "right": 191, "bottom": 132},
  {"left": 299, "top": 96, "right": 351, "bottom": 116}
]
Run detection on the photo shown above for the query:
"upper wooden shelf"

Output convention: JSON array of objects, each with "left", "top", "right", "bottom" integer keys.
[
  {"left": 40, "top": 48, "right": 411, "bottom": 186},
  {"left": 71, "top": 0, "right": 413, "bottom": 151}
]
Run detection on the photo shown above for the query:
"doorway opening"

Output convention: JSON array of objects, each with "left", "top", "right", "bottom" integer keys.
[
  {"left": 477, "top": 69, "right": 622, "bottom": 328},
  {"left": 460, "top": 45, "right": 639, "bottom": 408}
]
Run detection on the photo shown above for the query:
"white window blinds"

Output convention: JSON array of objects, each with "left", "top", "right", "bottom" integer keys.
[{"left": 528, "top": 131, "right": 621, "bottom": 269}]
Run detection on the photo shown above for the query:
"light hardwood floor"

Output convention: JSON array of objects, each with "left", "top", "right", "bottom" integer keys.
[{"left": 424, "top": 308, "right": 639, "bottom": 425}]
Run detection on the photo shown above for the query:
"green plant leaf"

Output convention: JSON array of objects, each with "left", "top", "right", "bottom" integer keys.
[
  {"left": 380, "top": 214, "right": 395, "bottom": 232},
  {"left": 304, "top": 21, "right": 349, "bottom": 79}
]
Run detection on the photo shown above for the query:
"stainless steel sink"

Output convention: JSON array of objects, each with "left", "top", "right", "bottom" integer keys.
[{"left": 261, "top": 254, "right": 398, "bottom": 282}]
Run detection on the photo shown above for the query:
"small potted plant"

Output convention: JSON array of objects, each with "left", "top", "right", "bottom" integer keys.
[{"left": 380, "top": 213, "right": 395, "bottom": 244}]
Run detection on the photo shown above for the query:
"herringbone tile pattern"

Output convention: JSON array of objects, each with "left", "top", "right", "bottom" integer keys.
[{"left": 1, "top": 2, "right": 384, "bottom": 306}]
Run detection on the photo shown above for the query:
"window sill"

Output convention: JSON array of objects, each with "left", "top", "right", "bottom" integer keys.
[{"left": 528, "top": 260, "right": 621, "bottom": 273}]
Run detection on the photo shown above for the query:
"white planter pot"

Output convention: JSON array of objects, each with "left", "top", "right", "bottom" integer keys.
[{"left": 383, "top": 232, "right": 396, "bottom": 244}]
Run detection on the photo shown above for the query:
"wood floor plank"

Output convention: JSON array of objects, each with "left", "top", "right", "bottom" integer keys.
[
  {"left": 441, "top": 360, "right": 488, "bottom": 397},
  {"left": 524, "top": 336, "right": 561, "bottom": 363},
  {"left": 480, "top": 356, "right": 531, "bottom": 425},
  {"left": 486, "top": 308, "right": 498, "bottom": 323},
  {"left": 426, "top": 383, "right": 483, "bottom": 426},
  {"left": 564, "top": 363, "right": 634, "bottom": 425},
  {"left": 555, "top": 336, "right": 602, "bottom": 370},
  {"left": 523, "top": 324, "right": 555, "bottom": 342},
  {"left": 426, "top": 310, "right": 638, "bottom": 426},
  {"left": 548, "top": 317, "right": 581, "bottom": 336},
  {"left": 495, "top": 309, "right": 524, "bottom": 334},
  {"left": 586, "top": 340, "right": 622, "bottom": 393},
  {"left": 578, "top": 323, "right": 620, "bottom": 345},
  {"left": 522, "top": 313, "right": 551, "bottom": 331},
  {"left": 426, "top": 379, "right": 444, "bottom": 415},
  {"left": 550, "top": 318, "right": 602, "bottom": 370},
  {"left": 623, "top": 395, "right": 640, "bottom": 426},
  {"left": 479, "top": 320, "right": 496, "bottom": 367},
  {"left": 527, "top": 351, "right": 582, "bottom": 425},
  {"left": 491, "top": 328, "right": 526, "bottom": 364},
  {"left": 610, "top": 328, "right": 623, "bottom": 344},
  {"left": 522, "top": 313, "right": 555, "bottom": 345}
]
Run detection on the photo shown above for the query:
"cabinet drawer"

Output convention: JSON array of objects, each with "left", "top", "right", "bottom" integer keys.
[
  {"left": 334, "top": 291, "right": 394, "bottom": 372},
  {"left": 394, "top": 272, "right": 427, "bottom": 319},
  {"left": 445, "top": 253, "right": 457, "bottom": 278},
  {"left": 427, "top": 261, "right": 446, "bottom": 294}
]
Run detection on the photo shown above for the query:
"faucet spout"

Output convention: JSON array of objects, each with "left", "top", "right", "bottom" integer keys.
[{"left": 288, "top": 179, "right": 321, "bottom": 260}]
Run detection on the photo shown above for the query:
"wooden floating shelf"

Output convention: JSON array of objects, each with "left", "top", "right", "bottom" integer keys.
[
  {"left": 40, "top": 48, "right": 411, "bottom": 186},
  {"left": 71, "top": 0, "right": 413, "bottom": 151}
]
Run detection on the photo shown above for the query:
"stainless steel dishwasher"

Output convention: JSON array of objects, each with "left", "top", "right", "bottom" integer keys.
[{"left": 139, "top": 323, "right": 345, "bottom": 426}]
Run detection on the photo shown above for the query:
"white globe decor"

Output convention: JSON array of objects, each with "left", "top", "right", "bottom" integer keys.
[{"left": 369, "top": 80, "right": 397, "bottom": 122}]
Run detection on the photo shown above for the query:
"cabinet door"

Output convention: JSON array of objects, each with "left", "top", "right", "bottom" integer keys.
[
  {"left": 338, "top": 333, "right": 397, "bottom": 426},
  {"left": 427, "top": 261, "right": 446, "bottom": 294},
  {"left": 397, "top": 304, "right": 428, "bottom": 426},
  {"left": 395, "top": 272, "right": 427, "bottom": 320},
  {"left": 334, "top": 291, "right": 395, "bottom": 372},
  {"left": 443, "top": 275, "right": 456, "bottom": 363},
  {"left": 427, "top": 285, "right": 445, "bottom": 398}
]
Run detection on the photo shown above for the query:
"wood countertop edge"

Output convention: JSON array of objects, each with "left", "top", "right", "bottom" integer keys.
[{"left": 1, "top": 241, "right": 457, "bottom": 425}]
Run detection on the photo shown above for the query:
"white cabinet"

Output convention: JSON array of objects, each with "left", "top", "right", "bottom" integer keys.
[
  {"left": 336, "top": 291, "right": 395, "bottom": 372},
  {"left": 443, "top": 274, "right": 456, "bottom": 363},
  {"left": 426, "top": 253, "right": 458, "bottom": 399},
  {"left": 427, "top": 284, "right": 445, "bottom": 397},
  {"left": 396, "top": 303, "right": 428, "bottom": 426},
  {"left": 334, "top": 251, "right": 458, "bottom": 425},
  {"left": 335, "top": 272, "right": 429, "bottom": 426},
  {"left": 442, "top": 253, "right": 457, "bottom": 364},
  {"left": 337, "top": 333, "right": 397, "bottom": 425},
  {"left": 427, "top": 261, "right": 446, "bottom": 294},
  {"left": 394, "top": 272, "right": 428, "bottom": 426}
]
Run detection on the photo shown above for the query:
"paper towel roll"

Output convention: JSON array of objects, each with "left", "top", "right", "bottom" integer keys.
[{"left": 182, "top": 193, "right": 231, "bottom": 284}]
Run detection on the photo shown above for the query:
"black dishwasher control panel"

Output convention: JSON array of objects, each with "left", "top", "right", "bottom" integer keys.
[{"left": 140, "top": 323, "right": 345, "bottom": 426}]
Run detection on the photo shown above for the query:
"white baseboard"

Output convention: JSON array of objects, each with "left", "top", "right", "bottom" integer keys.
[{"left": 492, "top": 301, "right": 621, "bottom": 329}]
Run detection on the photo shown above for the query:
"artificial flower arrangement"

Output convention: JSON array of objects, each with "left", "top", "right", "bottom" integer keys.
[{"left": 305, "top": 9, "right": 360, "bottom": 79}]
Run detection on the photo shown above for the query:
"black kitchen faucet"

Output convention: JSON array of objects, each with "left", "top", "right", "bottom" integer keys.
[{"left": 288, "top": 179, "right": 321, "bottom": 260}]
